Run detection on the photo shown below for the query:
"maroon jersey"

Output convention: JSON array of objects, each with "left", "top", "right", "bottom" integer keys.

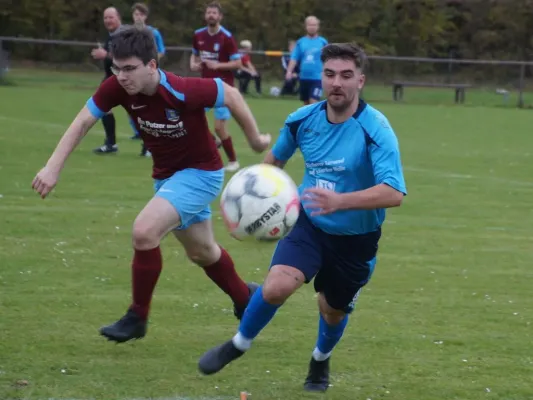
[
  {"left": 192, "top": 26, "right": 241, "bottom": 86},
  {"left": 87, "top": 71, "right": 225, "bottom": 179}
]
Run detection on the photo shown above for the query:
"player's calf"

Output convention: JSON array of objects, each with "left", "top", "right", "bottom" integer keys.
[
  {"left": 198, "top": 266, "right": 305, "bottom": 375},
  {"left": 304, "top": 292, "right": 354, "bottom": 391},
  {"left": 100, "top": 198, "right": 181, "bottom": 343},
  {"left": 172, "top": 220, "right": 254, "bottom": 318}
]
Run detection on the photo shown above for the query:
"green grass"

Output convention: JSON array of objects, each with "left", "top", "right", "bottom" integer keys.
[{"left": 1, "top": 69, "right": 532, "bottom": 400}]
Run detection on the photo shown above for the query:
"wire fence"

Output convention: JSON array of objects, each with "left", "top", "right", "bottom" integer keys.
[{"left": 2, "top": 36, "right": 533, "bottom": 108}]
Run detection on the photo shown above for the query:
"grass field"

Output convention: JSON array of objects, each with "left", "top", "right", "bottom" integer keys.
[{"left": 1, "top": 69, "right": 532, "bottom": 400}]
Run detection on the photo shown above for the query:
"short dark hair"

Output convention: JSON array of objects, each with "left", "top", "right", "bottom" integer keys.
[
  {"left": 206, "top": 1, "right": 223, "bottom": 13},
  {"left": 111, "top": 27, "right": 158, "bottom": 65},
  {"left": 321, "top": 43, "right": 368, "bottom": 72},
  {"left": 131, "top": 2, "right": 149, "bottom": 16}
]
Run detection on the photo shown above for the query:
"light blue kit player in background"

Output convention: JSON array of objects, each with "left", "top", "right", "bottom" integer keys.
[
  {"left": 130, "top": 2, "right": 166, "bottom": 150},
  {"left": 284, "top": 15, "right": 328, "bottom": 105},
  {"left": 198, "top": 43, "right": 407, "bottom": 393}
]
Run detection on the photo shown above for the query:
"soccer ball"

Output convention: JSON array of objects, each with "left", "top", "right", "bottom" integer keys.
[
  {"left": 220, "top": 164, "right": 300, "bottom": 241},
  {"left": 269, "top": 86, "right": 281, "bottom": 97}
]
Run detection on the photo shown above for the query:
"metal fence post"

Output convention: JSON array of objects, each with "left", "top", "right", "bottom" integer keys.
[{"left": 518, "top": 63, "right": 525, "bottom": 108}]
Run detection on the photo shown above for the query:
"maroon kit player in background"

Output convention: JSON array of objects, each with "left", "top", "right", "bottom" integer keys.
[
  {"left": 191, "top": 1, "right": 242, "bottom": 172},
  {"left": 32, "top": 27, "right": 271, "bottom": 343}
]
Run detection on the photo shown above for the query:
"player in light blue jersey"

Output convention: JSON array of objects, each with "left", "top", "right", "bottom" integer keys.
[
  {"left": 131, "top": 2, "right": 166, "bottom": 153},
  {"left": 285, "top": 16, "right": 328, "bottom": 105},
  {"left": 199, "top": 43, "right": 407, "bottom": 392}
]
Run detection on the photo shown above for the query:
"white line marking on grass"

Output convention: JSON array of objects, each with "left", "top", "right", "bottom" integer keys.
[
  {"left": 3, "top": 114, "right": 533, "bottom": 188},
  {"left": 405, "top": 166, "right": 533, "bottom": 188},
  {"left": 0, "top": 114, "right": 132, "bottom": 139}
]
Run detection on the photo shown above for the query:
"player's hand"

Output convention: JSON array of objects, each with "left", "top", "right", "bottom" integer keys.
[
  {"left": 301, "top": 187, "right": 342, "bottom": 216},
  {"left": 285, "top": 71, "right": 293, "bottom": 81},
  {"left": 191, "top": 61, "right": 202, "bottom": 72},
  {"left": 204, "top": 60, "right": 219, "bottom": 70},
  {"left": 32, "top": 166, "right": 60, "bottom": 199},
  {"left": 251, "top": 133, "right": 271, "bottom": 153},
  {"left": 91, "top": 48, "right": 108, "bottom": 60}
]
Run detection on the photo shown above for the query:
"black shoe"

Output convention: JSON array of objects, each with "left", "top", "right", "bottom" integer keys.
[
  {"left": 198, "top": 339, "right": 244, "bottom": 375},
  {"left": 99, "top": 309, "right": 147, "bottom": 343},
  {"left": 233, "top": 282, "right": 260, "bottom": 320},
  {"left": 304, "top": 357, "right": 330, "bottom": 392},
  {"left": 93, "top": 144, "right": 118, "bottom": 154}
]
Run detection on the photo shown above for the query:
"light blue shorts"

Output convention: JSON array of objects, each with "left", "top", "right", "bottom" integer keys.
[
  {"left": 154, "top": 168, "right": 225, "bottom": 230},
  {"left": 205, "top": 106, "right": 231, "bottom": 121}
]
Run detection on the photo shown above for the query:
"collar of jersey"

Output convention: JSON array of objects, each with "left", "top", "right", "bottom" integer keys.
[{"left": 321, "top": 98, "right": 367, "bottom": 120}]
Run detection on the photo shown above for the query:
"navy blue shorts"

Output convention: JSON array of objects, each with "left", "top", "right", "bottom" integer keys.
[
  {"left": 299, "top": 79, "right": 323, "bottom": 102},
  {"left": 270, "top": 210, "right": 381, "bottom": 313}
]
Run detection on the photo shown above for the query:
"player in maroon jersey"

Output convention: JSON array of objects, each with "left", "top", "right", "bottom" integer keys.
[
  {"left": 32, "top": 27, "right": 271, "bottom": 343},
  {"left": 191, "top": 2, "right": 242, "bottom": 172}
]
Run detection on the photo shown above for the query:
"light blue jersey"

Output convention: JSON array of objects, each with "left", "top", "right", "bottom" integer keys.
[
  {"left": 272, "top": 100, "right": 407, "bottom": 235},
  {"left": 148, "top": 25, "right": 166, "bottom": 54},
  {"left": 290, "top": 36, "right": 328, "bottom": 80}
]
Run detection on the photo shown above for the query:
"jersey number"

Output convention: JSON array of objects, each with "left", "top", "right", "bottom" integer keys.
[
  {"left": 312, "top": 88, "right": 323, "bottom": 98},
  {"left": 316, "top": 179, "right": 335, "bottom": 191}
]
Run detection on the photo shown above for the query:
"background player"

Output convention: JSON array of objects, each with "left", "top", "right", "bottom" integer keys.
[
  {"left": 90, "top": 7, "right": 122, "bottom": 154},
  {"left": 198, "top": 43, "right": 407, "bottom": 392},
  {"left": 32, "top": 27, "right": 271, "bottom": 344},
  {"left": 284, "top": 16, "right": 328, "bottom": 105},
  {"left": 281, "top": 40, "right": 299, "bottom": 96},
  {"left": 130, "top": 2, "right": 166, "bottom": 157},
  {"left": 191, "top": 2, "right": 242, "bottom": 172}
]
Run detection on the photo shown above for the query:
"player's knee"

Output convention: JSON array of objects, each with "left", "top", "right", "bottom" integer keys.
[
  {"left": 187, "top": 242, "right": 219, "bottom": 267},
  {"left": 318, "top": 292, "right": 347, "bottom": 325},
  {"left": 320, "top": 308, "right": 346, "bottom": 325},
  {"left": 132, "top": 220, "right": 160, "bottom": 250},
  {"left": 262, "top": 265, "right": 304, "bottom": 305}
]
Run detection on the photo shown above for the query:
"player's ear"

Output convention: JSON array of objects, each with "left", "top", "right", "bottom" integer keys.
[
  {"left": 358, "top": 73, "right": 366, "bottom": 90},
  {"left": 148, "top": 59, "right": 158, "bottom": 72}
]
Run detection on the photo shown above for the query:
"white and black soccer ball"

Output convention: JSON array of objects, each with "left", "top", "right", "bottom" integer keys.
[
  {"left": 269, "top": 86, "right": 281, "bottom": 97},
  {"left": 220, "top": 164, "right": 300, "bottom": 241}
]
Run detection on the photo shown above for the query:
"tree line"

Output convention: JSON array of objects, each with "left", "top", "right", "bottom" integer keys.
[{"left": 2, "top": 0, "right": 533, "bottom": 82}]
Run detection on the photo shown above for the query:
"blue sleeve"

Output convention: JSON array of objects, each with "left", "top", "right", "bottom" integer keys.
[
  {"left": 153, "top": 30, "right": 165, "bottom": 54},
  {"left": 86, "top": 97, "right": 105, "bottom": 119},
  {"left": 368, "top": 120, "right": 407, "bottom": 195},
  {"left": 290, "top": 40, "right": 302, "bottom": 62},
  {"left": 272, "top": 123, "right": 298, "bottom": 161}
]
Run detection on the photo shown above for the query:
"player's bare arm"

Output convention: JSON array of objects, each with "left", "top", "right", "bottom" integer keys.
[
  {"left": 205, "top": 58, "right": 242, "bottom": 71},
  {"left": 337, "top": 183, "right": 404, "bottom": 209},
  {"left": 222, "top": 82, "right": 270, "bottom": 152},
  {"left": 285, "top": 59, "right": 298, "bottom": 80},
  {"left": 190, "top": 53, "right": 202, "bottom": 71},
  {"left": 91, "top": 46, "right": 108, "bottom": 60},
  {"left": 263, "top": 150, "right": 287, "bottom": 169},
  {"left": 32, "top": 106, "right": 99, "bottom": 198},
  {"left": 303, "top": 184, "right": 403, "bottom": 216}
]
